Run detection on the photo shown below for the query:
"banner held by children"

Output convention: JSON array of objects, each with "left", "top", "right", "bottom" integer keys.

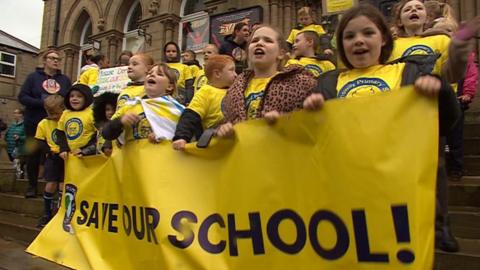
[{"left": 27, "top": 88, "right": 437, "bottom": 270}]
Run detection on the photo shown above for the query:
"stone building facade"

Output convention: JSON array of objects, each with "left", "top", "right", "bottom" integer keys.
[
  {"left": 40, "top": 0, "right": 330, "bottom": 82},
  {"left": 0, "top": 30, "right": 39, "bottom": 123},
  {"left": 0, "top": 31, "right": 39, "bottom": 167},
  {"left": 38, "top": 0, "right": 480, "bottom": 83}
]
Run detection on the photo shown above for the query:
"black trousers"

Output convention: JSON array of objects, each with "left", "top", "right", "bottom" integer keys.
[
  {"left": 436, "top": 137, "right": 450, "bottom": 231},
  {"left": 446, "top": 104, "right": 465, "bottom": 173},
  {"left": 24, "top": 122, "right": 41, "bottom": 189}
]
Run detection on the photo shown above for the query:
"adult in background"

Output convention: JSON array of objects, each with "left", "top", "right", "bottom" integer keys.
[
  {"left": 18, "top": 49, "right": 71, "bottom": 198},
  {"left": 117, "top": 50, "right": 133, "bottom": 67},
  {"left": 219, "top": 22, "right": 250, "bottom": 74}
]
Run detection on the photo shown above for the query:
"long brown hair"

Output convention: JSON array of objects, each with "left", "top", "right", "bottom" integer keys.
[{"left": 336, "top": 4, "right": 394, "bottom": 69}]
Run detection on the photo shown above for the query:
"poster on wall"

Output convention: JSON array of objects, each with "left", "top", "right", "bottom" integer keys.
[
  {"left": 209, "top": 6, "right": 263, "bottom": 49},
  {"left": 322, "top": 0, "right": 358, "bottom": 15},
  {"left": 182, "top": 16, "right": 210, "bottom": 52}
]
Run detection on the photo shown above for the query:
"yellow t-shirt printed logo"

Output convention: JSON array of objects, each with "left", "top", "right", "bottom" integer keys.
[
  {"left": 401, "top": 45, "right": 434, "bottom": 57},
  {"left": 304, "top": 64, "right": 323, "bottom": 77},
  {"left": 338, "top": 77, "right": 390, "bottom": 98},
  {"left": 195, "top": 74, "right": 207, "bottom": 92},
  {"left": 244, "top": 77, "right": 271, "bottom": 119},
  {"left": 117, "top": 95, "right": 129, "bottom": 108},
  {"left": 65, "top": 118, "right": 83, "bottom": 140},
  {"left": 132, "top": 112, "right": 151, "bottom": 139},
  {"left": 51, "top": 129, "right": 59, "bottom": 145}
]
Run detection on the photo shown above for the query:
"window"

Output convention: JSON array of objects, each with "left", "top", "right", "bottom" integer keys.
[
  {"left": 123, "top": 1, "right": 144, "bottom": 53},
  {"left": 0, "top": 51, "right": 16, "bottom": 77},
  {"left": 127, "top": 3, "right": 142, "bottom": 32},
  {"left": 78, "top": 19, "right": 93, "bottom": 78},
  {"left": 183, "top": 0, "right": 205, "bottom": 16}
]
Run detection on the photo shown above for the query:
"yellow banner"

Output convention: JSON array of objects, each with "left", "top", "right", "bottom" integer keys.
[{"left": 27, "top": 89, "right": 437, "bottom": 270}]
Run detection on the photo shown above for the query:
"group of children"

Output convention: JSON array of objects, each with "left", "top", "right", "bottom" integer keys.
[{"left": 25, "top": 1, "right": 479, "bottom": 253}]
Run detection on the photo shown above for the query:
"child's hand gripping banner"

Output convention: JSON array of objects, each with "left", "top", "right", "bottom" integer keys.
[{"left": 27, "top": 88, "right": 437, "bottom": 270}]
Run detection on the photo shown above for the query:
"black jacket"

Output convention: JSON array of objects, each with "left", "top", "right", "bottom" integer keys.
[
  {"left": 172, "top": 109, "right": 203, "bottom": 142},
  {"left": 18, "top": 68, "right": 71, "bottom": 126},
  {"left": 219, "top": 37, "right": 246, "bottom": 57}
]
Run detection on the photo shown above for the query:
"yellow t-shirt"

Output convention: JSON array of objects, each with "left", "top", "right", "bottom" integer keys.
[
  {"left": 35, "top": 118, "right": 60, "bottom": 153},
  {"left": 336, "top": 63, "right": 406, "bottom": 98},
  {"left": 78, "top": 67, "right": 99, "bottom": 86},
  {"left": 117, "top": 84, "right": 145, "bottom": 111},
  {"left": 167, "top": 62, "right": 193, "bottom": 89},
  {"left": 286, "top": 57, "right": 336, "bottom": 77},
  {"left": 188, "top": 84, "right": 226, "bottom": 129},
  {"left": 112, "top": 103, "right": 151, "bottom": 142},
  {"left": 244, "top": 77, "right": 273, "bottom": 119},
  {"left": 287, "top": 24, "right": 326, "bottom": 44},
  {"left": 389, "top": 35, "right": 450, "bottom": 76},
  {"left": 193, "top": 69, "right": 208, "bottom": 93},
  {"left": 57, "top": 107, "right": 97, "bottom": 151},
  {"left": 189, "top": 65, "right": 201, "bottom": 79}
]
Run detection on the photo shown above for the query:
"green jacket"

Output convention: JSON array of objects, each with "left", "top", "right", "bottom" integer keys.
[{"left": 4, "top": 121, "right": 26, "bottom": 155}]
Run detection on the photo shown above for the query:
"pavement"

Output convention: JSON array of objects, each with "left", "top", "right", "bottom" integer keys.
[{"left": 0, "top": 237, "right": 68, "bottom": 270}]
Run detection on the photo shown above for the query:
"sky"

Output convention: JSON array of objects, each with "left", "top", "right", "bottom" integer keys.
[{"left": 0, "top": 0, "right": 44, "bottom": 48}]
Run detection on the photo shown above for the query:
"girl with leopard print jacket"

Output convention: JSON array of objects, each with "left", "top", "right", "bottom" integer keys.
[{"left": 217, "top": 25, "right": 317, "bottom": 137}]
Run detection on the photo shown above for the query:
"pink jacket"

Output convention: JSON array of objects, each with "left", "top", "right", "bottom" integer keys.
[{"left": 462, "top": 52, "right": 478, "bottom": 99}]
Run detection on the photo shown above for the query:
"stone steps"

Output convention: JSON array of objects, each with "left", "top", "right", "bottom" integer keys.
[
  {"left": 449, "top": 206, "right": 480, "bottom": 239},
  {"left": 464, "top": 137, "right": 480, "bottom": 155},
  {"left": 465, "top": 111, "right": 480, "bottom": 124},
  {"left": 0, "top": 210, "right": 40, "bottom": 244},
  {"left": 435, "top": 238, "right": 480, "bottom": 270},
  {"left": 465, "top": 155, "right": 480, "bottom": 176},
  {"left": 464, "top": 123, "right": 480, "bottom": 138},
  {"left": 0, "top": 192, "right": 43, "bottom": 217},
  {"left": 0, "top": 177, "right": 47, "bottom": 196},
  {"left": 449, "top": 176, "right": 480, "bottom": 208}
]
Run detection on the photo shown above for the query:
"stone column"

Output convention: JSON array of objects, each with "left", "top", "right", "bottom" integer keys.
[
  {"left": 270, "top": 0, "right": 279, "bottom": 28},
  {"left": 64, "top": 48, "right": 77, "bottom": 81},
  {"left": 107, "top": 35, "right": 121, "bottom": 65},
  {"left": 448, "top": 0, "right": 460, "bottom": 20},
  {"left": 155, "top": 22, "right": 166, "bottom": 62},
  {"left": 462, "top": 0, "right": 475, "bottom": 20},
  {"left": 283, "top": 0, "right": 292, "bottom": 36},
  {"left": 163, "top": 19, "right": 176, "bottom": 43}
]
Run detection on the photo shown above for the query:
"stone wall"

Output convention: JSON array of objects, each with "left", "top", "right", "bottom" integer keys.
[{"left": 0, "top": 47, "right": 38, "bottom": 124}]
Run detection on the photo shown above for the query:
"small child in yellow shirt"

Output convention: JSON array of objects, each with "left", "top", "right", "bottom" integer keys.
[
  {"left": 35, "top": 94, "right": 65, "bottom": 227},
  {"left": 172, "top": 55, "right": 237, "bottom": 150},
  {"left": 286, "top": 31, "right": 336, "bottom": 77},
  {"left": 56, "top": 84, "right": 97, "bottom": 160}
]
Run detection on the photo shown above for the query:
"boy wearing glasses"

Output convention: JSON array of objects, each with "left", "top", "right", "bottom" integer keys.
[{"left": 18, "top": 49, "right": 72, "bottom": 198}]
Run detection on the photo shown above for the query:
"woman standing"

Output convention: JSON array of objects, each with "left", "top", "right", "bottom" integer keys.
[{"left": 18, "top": 49, "right": 71, "bottom": 198}]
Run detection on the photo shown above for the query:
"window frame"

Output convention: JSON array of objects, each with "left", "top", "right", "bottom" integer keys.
[{"left": 0, "top": 51, "right": 16, "bottom": 78}]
